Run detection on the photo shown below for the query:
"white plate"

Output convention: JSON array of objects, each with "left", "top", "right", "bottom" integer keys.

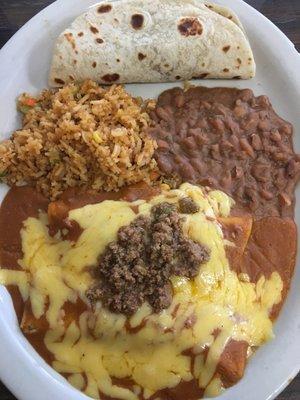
[{"left": 0, "top": 1, "right": 299, "bottom": 400}]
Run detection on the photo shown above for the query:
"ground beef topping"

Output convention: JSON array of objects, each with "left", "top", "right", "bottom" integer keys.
[
  {"left": 86, "top": 202, "right": 210, "bottom": 315},
  {"left": 178, "top": 197, "right": 200, "bottom": 214}
]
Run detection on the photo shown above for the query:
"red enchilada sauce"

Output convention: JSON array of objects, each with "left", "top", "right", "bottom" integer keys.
[
  {"left": 0, "top": 183, "right": 159, "bottom": 365},
  {"left": 0, "top": 187, "right": 51, "bottom": 361},
  {"left": 0, "top": 183, "right": 297, "bottom": 399},
  {"left": 0, "top": 183, "right": 217, "bottom": 399}
]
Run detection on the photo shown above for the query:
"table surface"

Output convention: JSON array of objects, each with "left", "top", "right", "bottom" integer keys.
[{"left": 0, "top": 0, "right": 299, "bottom": 399}]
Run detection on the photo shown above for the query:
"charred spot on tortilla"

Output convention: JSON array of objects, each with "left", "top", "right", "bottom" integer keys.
[
  {"left": 205, "top": 4, "right": 213, "bottom": 9},
  {"left": 101, "top": 73, "right": 120, "bottom": 82},
  {"left": 178, "top": 18, "right": 203, "bottom": 37},
  {"left": 223, "top": 68, "right": 229, "bottom": 72},
  {"left": 131, "top": 14, "right": 144, "bottom": 30},
  {"left": 96, "top": 38, "right": 104, "bottom": 44},
  {"left": 64, "top": 32, "right": 76, "bottom": 50},
  {"left": 69, "top": 75, "right": 75, "bottom": 81},
  {"left": 233, "top": 76, "right": 242, "bottom": 79},
  {"left": 116, "top": 58, "right": 120, "bottom": 62},
  {"left": 90, "top": 26, "right": 99, "bottom": 34},
  {"left": 228, "top": 15, "right": 233, "bottom": 19},
  {"left": 92, "top": 62, "right": 97, "bottom": 68},
  {"left": 97, "top": 4, "right": 112, "bottom": 13},
  {"left": 54, "top": 78, "right": 65, "bottom": 85},
  {"left": 193, "top": 73, "right": 209, "bottom": 79},
  {"left": 202, "top": 62, "right": 205, "bottom": 67},
  {"left": 175, "top": 75, "right": 181, "bottom": 80},
  {"left": 73, "top": 59, "right": 77, "bottom": 65},
  {"left": 223, "top": 45, "right": 231, "bottom": 53},
  {"left": 78, "top": 32, "right": 84, "bottom": 37},
  {"left": 138, "top": 53, "right": 146, "bottom": 61}
]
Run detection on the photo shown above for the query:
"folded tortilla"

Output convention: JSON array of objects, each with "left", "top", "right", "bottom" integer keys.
[{"left": 49, "top": 0, "right": 256, "bottom": 86}]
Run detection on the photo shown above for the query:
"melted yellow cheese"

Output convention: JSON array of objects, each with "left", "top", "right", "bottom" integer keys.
[
  {"left": 0, "top": 183, "right": 283, "bottom": 400},
  {"left": 0, "top": 269, "right": 29, "bottom": 300}
]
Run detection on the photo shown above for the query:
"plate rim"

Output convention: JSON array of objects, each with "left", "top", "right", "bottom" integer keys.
[{"left": 0, "top": 1, "right": 299, "bottom": 400}]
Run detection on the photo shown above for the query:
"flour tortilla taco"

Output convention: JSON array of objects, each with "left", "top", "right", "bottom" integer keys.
[{"left": 49, "top": 0, "right": 256, "bottom": 86}]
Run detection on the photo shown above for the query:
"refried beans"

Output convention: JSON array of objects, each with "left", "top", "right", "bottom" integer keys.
[{"left": 149, "top": 86, "right": 300, "bottom": 217}]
